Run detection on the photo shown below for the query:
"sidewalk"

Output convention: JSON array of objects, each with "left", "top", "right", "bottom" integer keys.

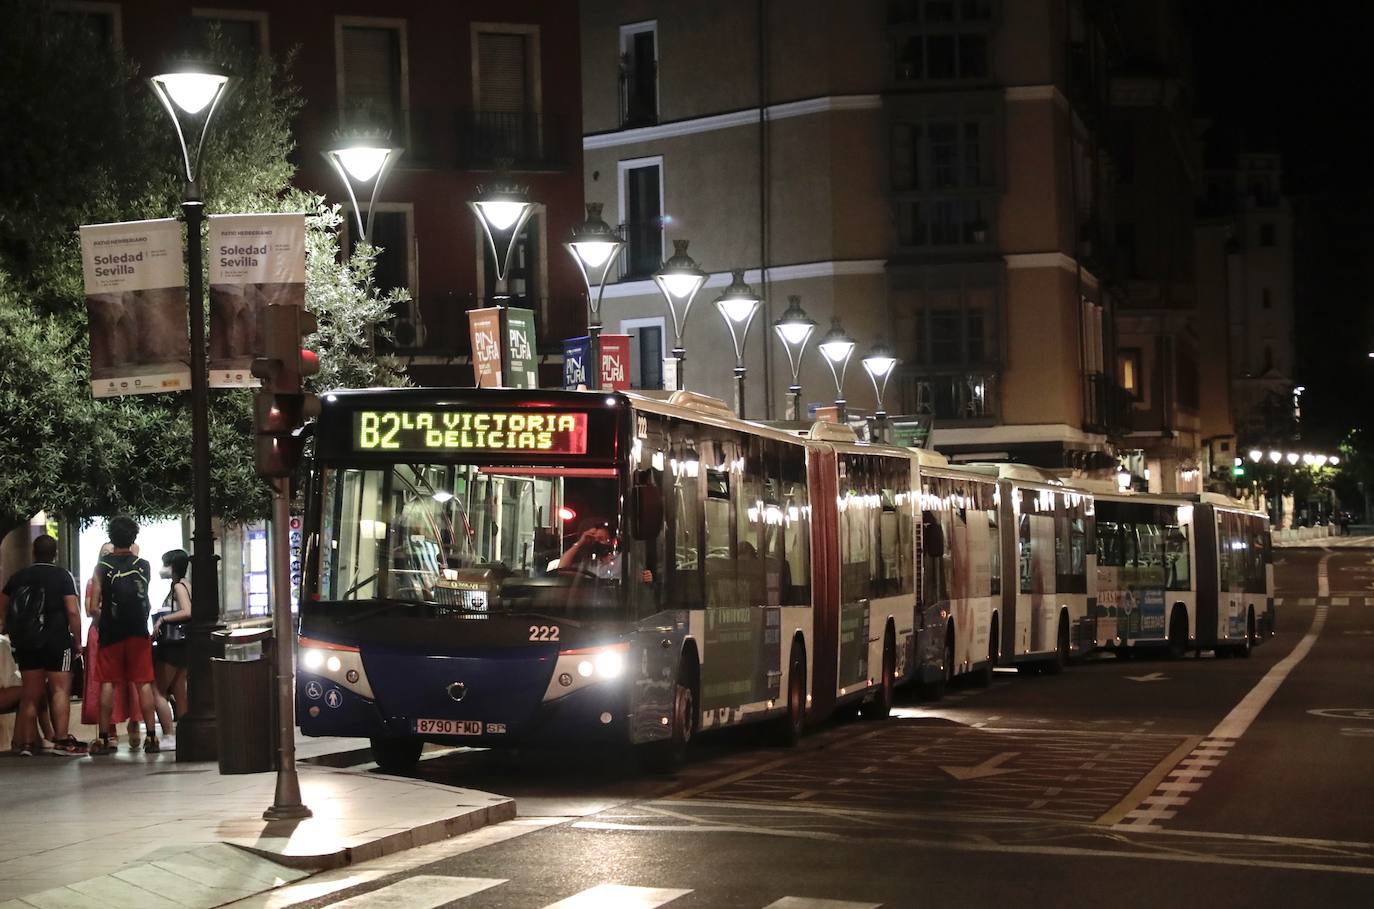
[
  {"left": 0, "top": 744, "right": 513, "bottom": 909},
  {"left": 1273, "top": 533, "right": 1374, "bottom": 549}
]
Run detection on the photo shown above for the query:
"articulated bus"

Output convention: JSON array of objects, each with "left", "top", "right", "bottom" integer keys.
[{"left": 295, "top": 387, "right": 913, "bottom": 770}]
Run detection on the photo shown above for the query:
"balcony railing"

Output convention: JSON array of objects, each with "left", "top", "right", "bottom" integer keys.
[
  {"left": 897, "top": 371, "right": 998, "bottom": 421},
  {"left": 456, "top": 109, "right": 568, "bottom": 170},
  {"left": 617, "top": 220, "right": 664, "bottom": 280},
  {"left": 1084, "top": 372, "right": 1132, "bottom": 435}
]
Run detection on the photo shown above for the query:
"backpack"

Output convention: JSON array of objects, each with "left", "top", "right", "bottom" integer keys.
[
  {"left": 6, "top": 583, "right": 46, "bottom": 650},
  {"left": 101, "top": 557, "right": 150, "bottom": 635}
]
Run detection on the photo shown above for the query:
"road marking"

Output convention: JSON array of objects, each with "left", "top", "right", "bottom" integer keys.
[
  {"left": 762, "top": 899, "right": 882, "bottom": 909},
  {"left": 543, "top": 884, "right": 693, "bottom": 909},
  {"left": 1307, "top": 708, "right": 1374, "bottom": 721},
  {"left": 1318, "top": 552, "right": 1332, "bottom": 597},
  {"left": 1126, "top": 672, "right": 1168, "bottom": 682},
  {"left": 326, "top": 876, "right": 505, "bottom": 908},
  {"left": 1096, "top": 735, "right": 1202, "bottom": 826},
  {"left": 1212, "top": 605, "right": 1328, "bottom": 740},
  {"left": 939, "top": 751, "right": 1019, "bottom": 781}
]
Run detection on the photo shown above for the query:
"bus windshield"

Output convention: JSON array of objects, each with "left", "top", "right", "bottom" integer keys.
[{"left": 317, "top": 461, "right": 628, "bottom": 620}]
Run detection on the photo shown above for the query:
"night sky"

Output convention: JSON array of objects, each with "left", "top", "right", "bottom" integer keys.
[{"left": 1191, "top": 1, "right": 1374, "bottom": 448}]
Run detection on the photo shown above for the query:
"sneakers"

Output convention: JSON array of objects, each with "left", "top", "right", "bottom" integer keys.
[
  {"left": 15, "top": 742, "right": 35, "bottom": 757},
  {"left": 143, "top": 735, "right": 160, "bottom": 754},
  {"left": 52, "top": 736, "right": 88, "bottom": 756},
  {"left": 88, "top": 736, "right": 116, "bottom": 756}
]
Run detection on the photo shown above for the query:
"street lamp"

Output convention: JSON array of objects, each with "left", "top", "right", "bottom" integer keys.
[
  {"left": 713, "top": 270, "right": 761, "bottom": 417},
  {"left": 1286, "top": 452, "right": 1300, "bottom": 465},
  {"left": 653, "top": 239, "right": 707, "bottom": 390},
  {"left": 564, "top": 203, "right": 624, "bottom": 391},
  {"left": 323, "top": 128, "right": 402, "bottom": 243},
  {"left": 1268, "top": 451, "right": 1283, "bottom": 464},
  {"left": 862, "top": 342, "right": 899, "bottom": 443},
  {"left": 468, "top": 175, "right": 536, "bottom": 302},
  {"left": 149, "top": 56, "right": 232, "bottom": 765},
  {"left": 773, "top": 295, "right": 816, "bottom": 421},
  {"left": 1248, "top": 449, "right": 1263, "bottom": 463},
  {"left": 817, "top": 317, "right": 856, "bottom": 421}
]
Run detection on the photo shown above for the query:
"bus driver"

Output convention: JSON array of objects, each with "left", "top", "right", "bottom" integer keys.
[{"left": 553, "top": 519, "right": 652, "bottom": 584}]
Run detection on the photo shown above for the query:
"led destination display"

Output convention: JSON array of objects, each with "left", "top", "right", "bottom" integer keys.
[{"left": 354, "top": 410, "right": 589, "bottom": 454}]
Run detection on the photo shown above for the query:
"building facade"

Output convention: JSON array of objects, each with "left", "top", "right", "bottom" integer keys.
[{"left": 581, "top": 0, "right": 1126, "bottom": 472}]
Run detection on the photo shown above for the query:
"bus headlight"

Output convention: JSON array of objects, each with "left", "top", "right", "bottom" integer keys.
[
  {"left": 303, "top": 649, "right": 324, "bottom": 671},
  {"left": 594, "top": 650, "right": 625, "bottom": 679},
  {"left": 326, "top": 655, "right": 343, "bottom": 673},
  {"left": 577, "top": 660, "right": 595, "bottom": 678}
]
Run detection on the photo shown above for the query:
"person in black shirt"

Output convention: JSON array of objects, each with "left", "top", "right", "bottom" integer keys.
[{"left": 0, "top": 534, "right": 83, "bottom": 756}]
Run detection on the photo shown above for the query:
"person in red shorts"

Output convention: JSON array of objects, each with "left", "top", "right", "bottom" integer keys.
[{"left": 89, "top": 517, "right": 159, "bottom": 755}]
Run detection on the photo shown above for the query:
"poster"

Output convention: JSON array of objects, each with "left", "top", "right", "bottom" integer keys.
[
  {"left": 563, "top": 336, "right": 590, "bottom": 389},
  {"left": 503, "top": 307, "right": 538, "bottom": 389},
  {"left": 599, "top": 333, "right": 631, "bottom": 392},
  {"left": 79, "top": 218, "right": 190, "bottom": 398},
  {"left": 468, "top": 307, "right": 503, "bottom": 388},
  {"left": 207, "top": 213, "right": 307, "bottom": 387}
]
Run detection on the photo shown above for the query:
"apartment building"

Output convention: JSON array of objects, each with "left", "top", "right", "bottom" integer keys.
[{"left": 581, "top": 0, "right": 1125, "bottom": 472}]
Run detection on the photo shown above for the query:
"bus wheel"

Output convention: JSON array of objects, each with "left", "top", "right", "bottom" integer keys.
[
  {"left": 918, "top": 628, "right": 954, "bottom": 700},
  {"left": 972, "top": 615, "right": 998, "bottom": 687},
  {"left": 1167, "top": 607, "right": 1189, "bottom": 659},
  {"left": 1237, "top": 609, "right": 1255, "bottom": 659},
  {"left": 860, "top": 627, "right": 895, "bottom": 720},
  {"left": 1045, "top": 614, "right": 1070, "bottom": 675},
  {"left": 641, "top": 664, "right": 697, "bottom": 772},
  {"left": 370, "top": 736, "right": 423, "bottom": 774},
  {"left": 769, "top": 644, "right": 807, "bottom": 746}
]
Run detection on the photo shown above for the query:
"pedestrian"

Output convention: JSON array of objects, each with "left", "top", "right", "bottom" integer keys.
[
  {"left": 0, "top": 533, "right": 86, "bottom": 755},
  {"left": 88, "top": 517, "right": 159, "bottom": 755},
  {"left": 151, "top": 548, "right": 191, "bottom": 739},
  {"left": 82, "top": 542, "right": 142, "bottom": 748}
]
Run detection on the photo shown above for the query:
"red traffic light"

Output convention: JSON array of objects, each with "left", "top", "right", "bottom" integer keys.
[{"left": 252, "top": 305, "right": 320, "bottom": 394}]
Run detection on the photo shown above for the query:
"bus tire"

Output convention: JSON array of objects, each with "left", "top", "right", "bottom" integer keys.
[
  {"left": 972, "top": 614, "right": 998, "bottom": 687},
  {"left": 1237, "top": 608, "right": 1256, "bottom": 659},
  {"left": 1167, "top": 606, "right": 1189, "bottom": 659},
  {"left": 1045, "top": 612, "right": 1070, "bottom": 675},
  {"left": 918, "top": 625, "right": 954, "bottom": 700},
  {"left": 769, "top": 641, "right": 807, "bottom": 746},
  {"left": 640, "top": 658, "right": 698, "bottom": 772},
  {"left": 370, "top": 736, "right": 423, "bottom": 774},
  {"left": 860, "top": 625, "right": 896, "bottom": 720}
]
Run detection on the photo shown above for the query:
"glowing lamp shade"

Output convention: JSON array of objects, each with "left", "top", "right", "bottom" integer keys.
[
  {"left": 1314, "top": 455, "right": 1329, "bottom": 467},
  {"left": 719, "top": 295, "right": 758, "bottom": 325},
  {"left": 334, "top": 146, "right": 390, "bottom": 182},
  {"left": 475, "top": 200, "right": 528, "bottom": 232},
  {"left": 777, "top": 321, "right": 812, "bottom": 346},
  {"left": 863, "top": 354, "right": 898, "bottom": 380},
  {"left": 820, "top": 337, "right": 855, "bottom": 364},
  {"left": 658, "top": 271, "right": 706, "bottom": 301},
  {"left": 1285, "top": 452, "right": 1300, "bottom": 465},
  {"left": 1248, "top": 449, "right": 1263, "bottom": 462},
  {"left": 1330, "top": 456, "right": 1340, "bottom": 466},
  {"left": 569, "top": 239, "right": 619, "bottom": 270},
  {"left": 431, "top": 491, "right": 454, "bottom": 503},
  {"left": 153, "top": 71, "right": 229, "bottom": 115},
  {"left": 1268, "top": 451, "right": 1283, "bottom": 464}
]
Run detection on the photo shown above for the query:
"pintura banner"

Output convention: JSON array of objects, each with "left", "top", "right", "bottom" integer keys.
[
  {"left": 79, "top": 218, "right": 190, "bottom": 398},
  {"left": 207, "top": 213, "right": 307, "bottom": 387}
]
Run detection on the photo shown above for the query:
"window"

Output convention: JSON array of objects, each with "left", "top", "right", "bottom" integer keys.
[
  {"left": 901, "top": 285, "right": 999, "bottom": 367},
  {"left": 337, "top": 19, "right": 407, "bottom": 140},
  {"left": 1259, "top": 223, "right": 1276, "bottom": 246},
  {"left": 55, "top": 1, "right": 120, "bottom": 48},
  {"left": 1118, "top": 349, "right": 1141, "bottom": 399},
  {"left": 193, "top": 9, "right": 268, "bottom": 58},
  {"left": 619, "top": 158, "right": 664, "bottom": 278},
  {"left": 892, "top": 117, "right": 993, "bottom": 248},
  {"left": 345, "top": 207, "right": 413, "bottom": 296},
  {"left": 621, "top": 317, "right": 665, "bottom": 389},
  {"left": 476, "top": 31, "right": 531, "bottom": 114},
  {"left": 620, "top": 21, "right": 658, "bottom": 127},
  {"left": 891, "top": 0, "right": 994, "bottom": 82}
]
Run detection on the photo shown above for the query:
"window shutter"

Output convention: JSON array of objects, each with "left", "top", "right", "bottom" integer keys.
[
  {"left": 342, "top": 27, "right": 400, "bottom": 131},
  {"left": 478, "top": 32, "right": 528, "bottom": 112}
]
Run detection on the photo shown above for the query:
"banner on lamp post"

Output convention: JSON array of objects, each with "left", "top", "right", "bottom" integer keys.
[
  {"left": 468, "top": 307, "right": 503, "bottom": 388},
  {"left": 79, "top": 218, "right": 191, "bottom": 398},
  {"left": 503, "top": 307, "right": 538, "bottom": 389},
  {"left": 207, "top": 213, "right": 307, "bottom": 387},
  {"left": 563, "top": 336, "right": 590, "bottom": 390},
  {"left": 599, "top": 334, "right": 631, "bottom": 392}
]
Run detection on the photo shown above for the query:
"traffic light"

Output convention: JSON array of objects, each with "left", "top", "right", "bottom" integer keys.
[{"left": 251, "top": 305, "right": 322, "bottom": 478}]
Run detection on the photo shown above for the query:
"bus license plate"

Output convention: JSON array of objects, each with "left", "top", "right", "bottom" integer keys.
[{"left": 415, "top": 718, "right": 482, "bottom": 736}]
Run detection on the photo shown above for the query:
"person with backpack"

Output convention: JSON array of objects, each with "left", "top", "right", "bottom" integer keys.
[
  {"left": 89, "top": 516, "right": 159, "bottom": 755},
  {"left": 0, "top": 533, "right": 84, "bottom": 756}
]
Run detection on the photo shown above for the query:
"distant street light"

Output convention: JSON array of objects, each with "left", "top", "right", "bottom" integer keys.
[
  {"left": 773, "top": 295, "right": 816, "bottom": 421},
  {"left": 817, "top": 317, "right": 856, "bottom": 421},
  {"left": 1248, "top": 449, "right": 1264, "bottom": 463},
  {"left": 148, "top": 55, "right": 232, "bottom": 766},
  {"left": 653, "top": 239, "right": 707, "bottom": 390},
  {"left": 564, "top": 203, "right": 624, "bottom": 391},
  {"left": 712, "top": 270, "right": 761, "bottom": 418},
  {"left": 468, "top": 175, "right": 537, "bottom": 301},
  {"left": 862, "top": 342, "right": 899, "bottom": 443},
  {"left": 1268, "top": 451, "right": 1283, "bottom": 464},
  {"left": 323, "top": 129, "right": 402, "bottom": 243},
  {"left": 1286, "top": 452, "right": 1300, "bottom": 465}
]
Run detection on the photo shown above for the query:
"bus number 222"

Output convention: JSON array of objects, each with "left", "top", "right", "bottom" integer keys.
[{"left": 529, "top": 625, "right": 560, "bottom": 642}]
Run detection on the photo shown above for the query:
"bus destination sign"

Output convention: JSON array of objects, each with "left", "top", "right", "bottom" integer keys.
[{"left": 354, "top": 410, "right": 588, "bottom": 454}]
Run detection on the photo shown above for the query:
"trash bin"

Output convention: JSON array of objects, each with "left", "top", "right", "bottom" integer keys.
[{"left": 212, "top": 627, "right": 276, "bottom": 774}]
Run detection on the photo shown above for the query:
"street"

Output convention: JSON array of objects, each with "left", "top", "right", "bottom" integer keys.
[{"left": 249, "top": 543, "right": 1374, "bottom": 908}]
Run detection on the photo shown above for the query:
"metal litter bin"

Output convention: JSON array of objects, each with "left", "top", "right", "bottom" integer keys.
[{"left": 212, "top": 627, "right": 276, "bottom": 774}]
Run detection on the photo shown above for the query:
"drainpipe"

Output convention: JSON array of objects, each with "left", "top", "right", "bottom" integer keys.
[{"left": 757, "top": 0, "right": 775, "bottom": 418}]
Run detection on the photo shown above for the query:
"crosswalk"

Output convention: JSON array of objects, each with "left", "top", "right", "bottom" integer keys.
[{"left": 316, "top": 876, "right": 882, "bottom": 909}]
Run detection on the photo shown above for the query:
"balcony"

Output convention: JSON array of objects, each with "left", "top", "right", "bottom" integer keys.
[
  {"left": 1084, "top": 372, "right": 1132, "bottom": 435},
  {"left": 897, "top": 371, "right": 998, "bottom": 422},
  {"left": 456, "top": 109, "right": 569, "bottom": 170},
  {"left": 617, "top": 220, "right": 664, "bottom": 280}
]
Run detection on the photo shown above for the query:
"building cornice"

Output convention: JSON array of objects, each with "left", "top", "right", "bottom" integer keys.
[
  {"left": 599, "top": 258, "right": 887, "bottom": 299},
  {"left": 583, "top": 94, "right": 882, "bottom": 150},
  {"left": 1003, "top": 252, "right": 1099, "bottom": 288}
]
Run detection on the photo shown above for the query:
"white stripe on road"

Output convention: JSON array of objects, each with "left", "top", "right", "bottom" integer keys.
[
  {"left": 325, "top": 876, "right": 504, "bottom": 908},
  {"left": 541, "top": 884, "right": 693, "bottom": 909},
  {"left": 1318, "top": 552, "right": 1332, "bottom": 598},
  {"left": 1212, "top": 605, "right": 1328, "bottom": 740},
  {"left": 763, "top": 898, "right": 882, "bottom": 909}
]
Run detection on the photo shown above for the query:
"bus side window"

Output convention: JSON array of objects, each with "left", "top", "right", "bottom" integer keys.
[
  {"left": 779, "top": 441, "right": 810, "bottom": 606},
  {"left": 703, "top": 437, "right": 736, "bottom": 607},
  {"left": 986, "top": 483, "right": 1001, "bottom": 596},
  {"left": 1166, "top": 523, "right": 1191, "bottom": 590},
  {"left": 668, "top": 422, "right": 703, "bottom": 609}
]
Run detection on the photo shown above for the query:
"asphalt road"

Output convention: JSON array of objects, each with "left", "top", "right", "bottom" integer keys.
[{"left": 282, "top": 545, "right": 1374, "bottom": 908}]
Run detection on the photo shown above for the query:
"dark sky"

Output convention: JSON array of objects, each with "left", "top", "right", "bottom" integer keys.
[{"left": 1191, "top": 2, "right": 1374, "bottom": 447}]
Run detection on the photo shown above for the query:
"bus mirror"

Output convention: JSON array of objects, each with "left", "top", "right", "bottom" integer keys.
[
  {"left": 922, "top": 512, "right": 945, "bottom": 558},
  {"left": 633, "top": 483, "right": 664, "bottom": 540}
]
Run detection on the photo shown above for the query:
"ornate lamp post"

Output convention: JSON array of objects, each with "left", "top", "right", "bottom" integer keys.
[
  {"left": 323, "top": 128, "right": 403, "bottom": 243},
  {"left": 148, "top": 56, "right": 231, "bottom": 763},
  {"left": 652, "top": 239, "right": 707, "bottom": 391},
  {"left": 468, "top": 175, "right": 536, "bottom": 302},
  {"left": 816, "top": 316, "right": 856, "bottom": 422},
  {"left": 773, "top": 295, "right": 816, "bottom": 421},
  {"left": 713, "top": 270, "right": 761, "bottom": 417},
  {"left": 564, "top": 203, "right": 623, "bottom": 391},
  {"left": 862, "top": 342, "right": 899, "bottom": 443}
]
